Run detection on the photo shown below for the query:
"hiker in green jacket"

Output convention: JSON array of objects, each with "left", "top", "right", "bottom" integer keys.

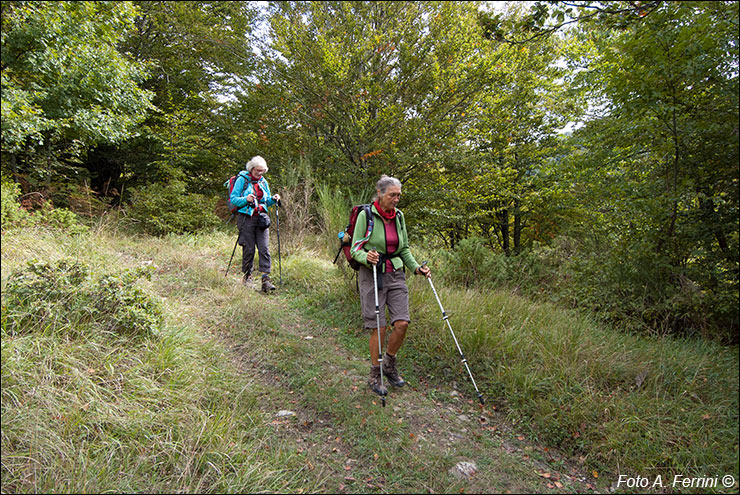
[{"left": 350, "top": 175, "right": 431, "bottom": 397}]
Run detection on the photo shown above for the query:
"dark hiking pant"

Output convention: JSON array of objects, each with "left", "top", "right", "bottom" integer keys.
[{"left": 237, "top": 212, "right": 271, "bottom": 276}]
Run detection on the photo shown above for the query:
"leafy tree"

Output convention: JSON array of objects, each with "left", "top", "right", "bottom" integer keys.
[
  {"left": 83, "top": 1, "right": 262, "bottom": 200},
  {"left": 261, "top": 1, "right": 506, "bottom": 192},
  {"left": 407, "top": 4, "right": 581, "bottom": 251},
  {"left": 479, "top": 0, "right": 664, "bottom": 45},
  {"left": 555, "top": 1, "right": 739, "bottom": 340},
  {"left": 1, "top": 1, "right": 154, "bottom": 193},
  {"left": 468, "top": 16, "right": 576, "bottom": 254}
]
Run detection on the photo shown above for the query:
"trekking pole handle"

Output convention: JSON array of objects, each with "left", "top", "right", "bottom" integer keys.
[
  {"left": 368, "top": 248, "right": 380, "bottom": 266},
  {"left": 417, "top": 260, "right": 432, "bottom": 277}
]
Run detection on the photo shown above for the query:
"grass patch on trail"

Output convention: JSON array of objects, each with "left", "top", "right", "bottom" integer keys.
[
  {"left": 213, "top": 256, "right": 560, "bottom": 494},
  {"left": 2, "top": 227, "right": 554, "bottom": 494}
]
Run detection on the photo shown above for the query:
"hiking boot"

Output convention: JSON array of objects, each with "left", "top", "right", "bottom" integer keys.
[
  {"left": 368, "top": 365, "right": 388, "bottom": 397},
  {"left": 242, "top": 273, "right": 254, "bottom": 287},
  {"left": 382, "top": 352, "right": 406, "bottom": 387},
  {"left": 261, "top": 274, "right": 276, "bottom": 292}
]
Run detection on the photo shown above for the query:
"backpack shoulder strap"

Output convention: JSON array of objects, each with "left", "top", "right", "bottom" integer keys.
[
  {"left": 364, "top": 204, "right": 374, "bottom": 235},
  {"left": 396, "top": 208, "right": 407, "bottom": 232},
  {"left": 238, "top": 172, "right": 252, "bottom": 195},
  {"left": 350, "top": 204, "right": 375, "bottom": 255}
]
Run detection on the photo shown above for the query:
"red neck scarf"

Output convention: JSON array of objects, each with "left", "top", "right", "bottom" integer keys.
[
  {"left": 249, "top": 175, "right": 264, "bottom": 214},
  {"left": 374, "top": 200, "right": 396, "bottom": 221},
  {"left": 249, "top": 175, "right": 263, "bottom": 198}
]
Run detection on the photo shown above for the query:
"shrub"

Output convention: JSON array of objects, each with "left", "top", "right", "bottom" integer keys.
[
  {"left": 556, "top": 236, "right": 738, "bottom": 343},
  {"left": 1, "top": 178, "right": 34, "bottom": 229},
  {"left": 420, "top": 235, "right": 737, "bottom": 342},
  {"left": 2, "top": 259, "right": 162, "bottom": 339},
  {"left": 126, "top": 181, "right": 220, "bottom": 236},
  {"left": 1, "top": 177, "right": 89, "bottom": 233},
  {"left": 429, "top": 237, "right": 556, "bottom": 295},
  {"left": 39, "top": 202, "right": 89, "bottom": 234}
]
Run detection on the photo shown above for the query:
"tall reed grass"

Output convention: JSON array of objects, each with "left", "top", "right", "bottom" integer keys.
[{"left": 315, "top": 182, "right": 376, "bottom": 260}]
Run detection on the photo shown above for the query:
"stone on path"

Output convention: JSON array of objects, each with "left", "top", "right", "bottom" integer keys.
[{"left": 450, "top": 461, "right": 478, "bottom": 479}]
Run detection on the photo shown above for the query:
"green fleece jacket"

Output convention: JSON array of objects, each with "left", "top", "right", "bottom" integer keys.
[{"left": 350, "top": 204, "right": 421, "bottom": 273}]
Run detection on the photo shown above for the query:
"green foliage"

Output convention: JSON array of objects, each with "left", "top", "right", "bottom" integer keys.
[
  {"left": 425, "top": 233, "right": 738, "bottom": 343},
  {"left": 1, "top": 233, "right": 295, "bottom": 493},
  {"left": 550, "top": 1, "right": 740, "bottom": 341},
  {"left": 430, "top": 237, "right": 554, "bottom": 293},
  {"left": 267, "top": 156, "right": 318, "bottom": 252},
  {"left": 1, "top": 177, "right": 32, "bottom": 229},
  {"left": 92, "top": 268, "right": 163, "bottom": 338},
  {"left": 286, "top": 239, "right": 739, "bottom": 487},
  {"left": 2, "top": 259, "right": 162, "bottom": 338},
  {"left": 1, "top": 176, "right": 88, "bottom": 233},
  {"left": 264, "top": 1, "right": 504, "bottom": 187},
  {"left": 1, "top": 1, "right": 154, "bottom": 155},
  {"left": 1, "top": 225, "right": 737, "bottom": 492},
  {"left": 126, "top": 180, "right": 220, "bottom": 236},
  {"left": 479, "top": 1, "right": 665, "bottom": 44},
  {"left": 556, "top": 234, "right": 739, "bottom": 343},
  {"left": 316, "top": 182, "right": 348, "bottom": 250},
  {"left": 102, "top": 1, "right": 261, "bottom": 195},
  {"left": 1, "top": 0, "right": 736, "bottom": 344},
  {"left": 315, "top": 180, "right": 375, "bottom": 257}
]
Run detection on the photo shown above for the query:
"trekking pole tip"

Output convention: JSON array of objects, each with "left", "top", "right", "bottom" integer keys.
[{"left": 478, "top": 394, "right": 484, "bottom": 405}]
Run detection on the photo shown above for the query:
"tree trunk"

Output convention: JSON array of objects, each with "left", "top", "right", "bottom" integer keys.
[
  {"left": 499, "top": 208, "right": 510, "bottom": 255},
  {"left": 513, "top": 198, "right": 522, "bottom": 254}
]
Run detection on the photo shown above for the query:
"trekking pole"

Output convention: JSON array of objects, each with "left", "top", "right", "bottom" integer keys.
[
  {"left": 275, "top": 199, "right": 282, "bottom": 285},
  {"left": 226, "top": 201, "right": 254, "bottom": 278},
  {"left": 372, "top": 252, "right": 387, "bottom": 407},
  {"left": 225, "top": 236, "right": 239, "bottom": 277},
  {"left": 422, "top": 261, "right": 484, "bottom": 405}
]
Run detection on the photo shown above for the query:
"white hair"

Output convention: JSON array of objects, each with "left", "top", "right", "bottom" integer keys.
[
  {"left": 246, "top": 155, "right": 268, "bottom": 173},
  {"left": 373, "top": 174, "right": 402, "bottom": 200}
]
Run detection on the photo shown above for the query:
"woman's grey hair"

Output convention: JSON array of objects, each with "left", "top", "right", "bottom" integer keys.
[
  {"left": 246, "top": 155, "right": 268, "bottom": 173},
  {"left": 373, "top": 174, "right": 402, "bottom": 201}
]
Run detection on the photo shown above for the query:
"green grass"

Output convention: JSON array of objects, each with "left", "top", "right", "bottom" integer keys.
[
  {"left": 283, "top": 238, "right": 740, "bottom": 491},
  {"left": 1, "top": 226, "right": 325, "bottom": 493},
  {"left": 2, "top": 225, "right": 738, "bottom": 493}
]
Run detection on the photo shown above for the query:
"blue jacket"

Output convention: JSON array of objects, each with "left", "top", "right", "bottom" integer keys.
[{"left": 229, "top": 172, "right": 276, "bottom": 216}]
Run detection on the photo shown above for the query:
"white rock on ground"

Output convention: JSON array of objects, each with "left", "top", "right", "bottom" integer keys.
[{"left": 450, "top": 461, "right": 478, "bottom": 479}]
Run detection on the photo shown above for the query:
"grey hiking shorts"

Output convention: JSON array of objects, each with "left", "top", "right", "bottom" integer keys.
[{"left": 358, "top": 266, "right": 410, "bottom": 329}]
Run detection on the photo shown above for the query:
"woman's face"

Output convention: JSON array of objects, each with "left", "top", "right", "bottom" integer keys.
[
  {"left": 378, "top": 185, "right": 401, "bottom": 212},
  {"left": 251, "top": 166, "right": 266, "bottom": 179}
]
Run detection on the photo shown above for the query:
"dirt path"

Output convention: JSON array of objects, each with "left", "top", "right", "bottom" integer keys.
[{"left": 204, "top": 277, "right": 604, "bottom": 494}]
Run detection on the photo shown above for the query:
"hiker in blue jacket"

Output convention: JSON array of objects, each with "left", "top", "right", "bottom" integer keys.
[{"left": 230, "top": 155, "right": 281, "bottom": 292}]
